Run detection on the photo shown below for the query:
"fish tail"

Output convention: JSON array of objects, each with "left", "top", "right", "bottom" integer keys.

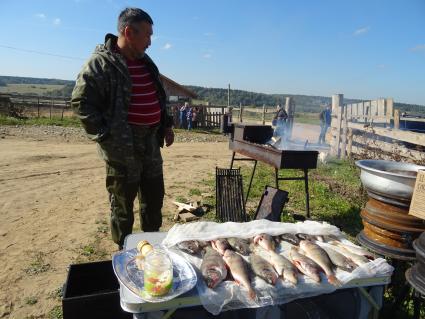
[
  {"left": 286, "top": 272, "right": 298, "bottom": 285},
  {"left": 327, "top": 274, "right": 342, "bottom": 287},
  {"left": 248, "top": 288, "right": 257, "bottom": 300},
  {"left": 338, "top": 265, "right": 354, "bottom": 273}
]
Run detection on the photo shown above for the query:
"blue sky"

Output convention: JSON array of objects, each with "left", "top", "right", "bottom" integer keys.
[{"left": 0, "top": 0, "right": 424, "bottom": 104}]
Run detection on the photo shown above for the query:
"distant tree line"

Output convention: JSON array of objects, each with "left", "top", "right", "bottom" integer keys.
[{"left": 1, "top": 76, "right": 424, "bottom": 114}]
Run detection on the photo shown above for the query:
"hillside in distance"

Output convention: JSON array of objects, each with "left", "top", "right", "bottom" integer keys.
[{"left": 1, "top": 75, "right": 424, "bottom": 114}]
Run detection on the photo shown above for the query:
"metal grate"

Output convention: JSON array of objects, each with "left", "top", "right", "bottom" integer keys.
[{"left": 216, "top": 167, "right": 246, "bottom": 222}]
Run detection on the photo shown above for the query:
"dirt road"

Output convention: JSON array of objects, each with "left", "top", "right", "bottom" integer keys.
[
  {"left": 0, "top": 130, "right": 230, "bottom": 318},
  {"left": 0, "top": 122, "right": 321, "bottom": 318}
]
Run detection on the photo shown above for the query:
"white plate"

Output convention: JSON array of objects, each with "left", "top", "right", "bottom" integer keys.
[{"left": 112, "top": 247, "right": 197, "bottom": 303}]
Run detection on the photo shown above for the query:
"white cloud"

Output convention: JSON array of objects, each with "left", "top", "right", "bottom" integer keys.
[
  {"left": 35, "top": 13, "right": 46, "bottom": 19},
  {"left": 53, "top": 18, "right": 61, "bottom": 26},
  {"left": 377, "top": 64, "right": 386, "bottom": 69},
  {"left": 203, "top": 53, "right": 212, "bottom": 59},
  {"left": 203, "top": 32, "right": 215, "bottom": 37},
  {"left": 162, "top": 43, "right": 172, "bottom": 50},
  {"left": 353, "top": 26, "right": 370, "bottom": 36},
  {"left": 410, "top": 44, "right": 425, "bottom": 52},
  {"left": 151, "top": 36, "right": 158, "bottom": 42}
]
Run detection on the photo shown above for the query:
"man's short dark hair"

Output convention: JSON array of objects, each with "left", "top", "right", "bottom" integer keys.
[{"left": 118, "top": 8, "right": 153, "bottom": 34}]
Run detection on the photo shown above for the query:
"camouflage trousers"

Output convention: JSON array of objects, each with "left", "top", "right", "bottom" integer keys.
[{"left": 100, "top": 125, "right": 164, "bottom": 246}]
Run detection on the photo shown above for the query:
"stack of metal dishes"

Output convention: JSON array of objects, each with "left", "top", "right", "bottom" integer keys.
[
  {"left": 356, "top": 160, "right": 425, "bottom": 260},
  {"left": 406, "top": 232, "right": 425, "bottom": 294}
]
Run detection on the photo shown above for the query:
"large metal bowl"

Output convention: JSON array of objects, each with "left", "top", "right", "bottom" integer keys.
[{"left": 355, "top": 159, "right": 425, "bottom": 203}]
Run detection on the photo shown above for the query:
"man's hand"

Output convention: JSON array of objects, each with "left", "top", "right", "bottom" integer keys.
[{"left": 164, "top": 127, "right": 174, "bottom": 147}]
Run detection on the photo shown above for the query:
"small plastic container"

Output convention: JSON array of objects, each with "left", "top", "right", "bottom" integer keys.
[{"left": 143, "top": 249, "right": 173, "bottom": 297}]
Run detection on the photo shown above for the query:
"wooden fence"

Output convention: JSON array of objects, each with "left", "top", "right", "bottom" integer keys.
[
  {"left": 169, "top": 104, "right": 225, "bottom": 129},
  {"left": 0, "top": 93, "right": 71, "bottom": 119},
  {"left": 330, "top": 94, "right": 425, "bottom": 164}
]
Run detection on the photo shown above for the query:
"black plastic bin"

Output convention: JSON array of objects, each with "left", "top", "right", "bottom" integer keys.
[{"left": 62, "top": 260, "right": 132, "bottom": 319}]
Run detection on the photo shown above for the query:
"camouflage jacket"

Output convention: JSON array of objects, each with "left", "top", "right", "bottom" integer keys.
[{"left": 71, "top": 33, "right": 172, "bottom": 164}]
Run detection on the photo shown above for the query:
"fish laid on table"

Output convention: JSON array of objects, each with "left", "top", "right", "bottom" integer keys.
[
  {"left": 316, "top": 242, "right": 357, "bottom": 272},
  {"left": 223, "top": 250, "right": 256, "bottom": 299},
  {"left": 279, "top": 233, "right": 300, "bottom": 246},
  {"left": 325, "top": 243, "right": 369, "bottom": 266},
  {"left": 227, "top": 237, "right": 251, "bottom": 256},
  {"left": 250, "top": 253, "right": 278, "bottom": 285},
  {"left": 211, "top": 238, "right": 231, "bottom": 255},
  {"left": 268, "top": 250, "right": 298, "bottom": 285},
  {"left": 201, "top": 247, "right": 228, "bottom": 289},
  {"left": 299, "top": 240, "right": 341, "bottom": 286},
  {"left": 289, "top": 247, "right": 322, "bottom": 283},
  {"left": 329, "top": 241, "right": 374, "bottom": 259},
  {"left": 320, "top": 235, "right": 340, "bottom": 243},
  {"left": 177, "top": 240, "right": 204, "bottom": 255},
  {"left": 296, "top": 233, "right": 321, "bottom": 242},
  {"left": 253, "top": 234, "right": 275, "bottom": 251}
]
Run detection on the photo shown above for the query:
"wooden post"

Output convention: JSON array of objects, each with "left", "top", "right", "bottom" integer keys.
[
  {"left": 386, "top": 98, "right": 394, "bottom": 127},
  {"left": 347, "top": 128, "right": 353, "bottom": 158},
  {"left": 394, "top": 109, "right": 400, "bottom": 130},
  {"left": 37, "top": 97, "right": 40, "bottom": 118},
  {"left": 262, "top": 104, "right": 266, "bottom": 125},
  {"left": 341, "top": 104, "right": 348, "bottom": 159},
  {"left": 239, "top": 103, "right": 243, "bottom": 122},
  {"left": 227, "top": 84, "right": 230, "bottom": 110},
  {"left": 61, "top": 100, "right": 66, "bottom": 120},
  {"left": 331, "top": 94, "right": 344, "bottom": 157},
  {"left": 50, "top": 97, "right": 53, "bottom": 119}
]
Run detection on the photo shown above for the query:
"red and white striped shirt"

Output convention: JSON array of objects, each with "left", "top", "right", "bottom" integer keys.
[{"left": 125, "top": 58, "right": 161, "bottom": 126}]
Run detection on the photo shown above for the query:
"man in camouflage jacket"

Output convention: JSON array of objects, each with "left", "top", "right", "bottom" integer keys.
[{"left": 71, "top": 8, "right": 174, "bottom": 249}]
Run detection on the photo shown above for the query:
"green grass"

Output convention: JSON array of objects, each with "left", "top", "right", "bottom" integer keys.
[
  {"left": 0, "top": 115, "right": 81, "bottom": 127},
  {"left": 200, "top": 159, "right": 365, "bottom": 237},
  {"left": 174, "top": 128, "right": 222, "bottom": 135},
  {"left": 48, "top": 305, "right": 63, "bottom": 319},
  {"left": 23, "top": 252, "right": 51, "bottom": 275},
  {"left": 175, "top": 195, "right": 188, "bottom": 203},
  {"left": 25, "top": 296, "right": 38, "bottom": 305},
  {"left": 294, "top": 112, "right": 321, "bottom": 125},
  {"left": 189, "top": 188, "right": 202, "bottom": 196},
  {"left": 231, "top": 109, "right": 321, "bottom": 126}
]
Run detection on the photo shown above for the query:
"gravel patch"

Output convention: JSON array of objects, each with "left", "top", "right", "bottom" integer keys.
[{"left": 0, "top": 125, "right": 228, "bottom": 143}]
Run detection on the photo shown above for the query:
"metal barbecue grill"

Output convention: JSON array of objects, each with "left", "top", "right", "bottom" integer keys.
[{"left": 227, "top": 123, "right": 318, "bottom": 218}]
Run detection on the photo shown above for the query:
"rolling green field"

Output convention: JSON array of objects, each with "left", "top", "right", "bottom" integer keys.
[{"left": 0, "top": 83, "right": 64, "bottom": 95}]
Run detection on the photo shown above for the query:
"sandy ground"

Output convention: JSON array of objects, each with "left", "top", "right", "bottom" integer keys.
[{"left": 0, "top": 122, "right": 320, "bottom": 318}]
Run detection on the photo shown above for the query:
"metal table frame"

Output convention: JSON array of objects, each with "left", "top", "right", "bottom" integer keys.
[
  {"left": 230, "top": 152, "right": 312, "bottom": 218},
  {"left": 120, "top": 232, "right": 390, "bottom": 319}
]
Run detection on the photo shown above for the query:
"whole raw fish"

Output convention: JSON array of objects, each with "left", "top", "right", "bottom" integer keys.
[
  {"left": 279, "top": 233, "right": 300, "bottom": 246},
  {"left": 211, "top": 238, "right": 231, "bottom": 255},
  {"left": 201, "top": 247, "right": 228, "bottom": 289},
  {"left": 329, "top": 241, "right": 374, "bottom": 259},
  {"left": 267, "top": 250, "right": 298, "bottom": 285},
  {"left": 177, "top": 240, "right": 202, "bottom": 255},
  {"left": 326, "top": 242, "right": 369, "bottom": 266},
  {"left": 250, "top": 253, "right": 278, "bottom": 285},
  {"left": 317, "top": 242, "right": 357, "bottom": 272},
  {"left": 299, "top": 240, "right": 341, "bottom": 286},
  {"left": 296, "top": 233, "right": 320, "bottom": 242},
  {"left": 223, "top": 250, "right": 256, "bottom": 299},
  {"left": 227, "top": 237, "right": 251, "bottom": 255},
  {"left": 253, "top": 234, "right": 275, "bottom": 251},
  {"left": 289, "top": 247, "right": 322, "bottom": 283}
]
